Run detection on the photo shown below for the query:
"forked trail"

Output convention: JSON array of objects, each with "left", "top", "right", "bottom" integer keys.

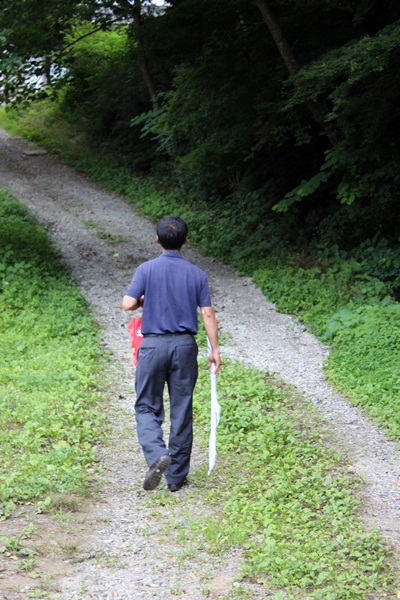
[{"left": 0, "top": 128, "right": 399, "bottom": 598}]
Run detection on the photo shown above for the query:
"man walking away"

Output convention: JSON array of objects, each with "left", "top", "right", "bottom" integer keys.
[{"left": 122, "top": 215, "right": 221, "bottom": 492}]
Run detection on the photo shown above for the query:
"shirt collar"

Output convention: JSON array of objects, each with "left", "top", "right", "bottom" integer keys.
[{"left": 162, "top": 251, "right": 184, "bottom": 258}]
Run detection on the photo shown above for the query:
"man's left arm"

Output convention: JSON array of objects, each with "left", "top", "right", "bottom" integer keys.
[{"left": 201, "top": 306, "right": 221, "bottom": 375}]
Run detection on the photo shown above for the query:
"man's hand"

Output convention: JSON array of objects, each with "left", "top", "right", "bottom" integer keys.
[
  {"left": 201, "top": 306, "right": 221, "bottom": 375},
  {"left": 208, "top": 348, "right": 221, "bottom": 376}
]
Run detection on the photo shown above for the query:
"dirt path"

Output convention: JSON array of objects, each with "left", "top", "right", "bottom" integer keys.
[{"left": 1, "top": 128, "right": 399, "bottom": 598}]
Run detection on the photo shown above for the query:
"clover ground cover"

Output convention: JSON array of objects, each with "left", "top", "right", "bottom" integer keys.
[
  {"left": 0, "top": 190, "right": 107, "bottom": 520},
  {"left": 190, "top": 361, "right": 397, "bottom": 599}
]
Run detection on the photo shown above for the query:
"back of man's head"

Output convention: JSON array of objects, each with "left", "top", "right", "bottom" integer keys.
[{"left": 157, "top": 216, "right": 188, "bottom": 250}]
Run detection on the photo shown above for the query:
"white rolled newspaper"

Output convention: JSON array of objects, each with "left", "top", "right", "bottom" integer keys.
[{"left": 207, "top": 339, "right": 220, "bottom": 475}]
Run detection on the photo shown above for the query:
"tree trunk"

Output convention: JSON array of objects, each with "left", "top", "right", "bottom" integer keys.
[
  {"left": 254, "top": 0, "right": 299, "bottom": 78},
  {"left": 131, "top": 1, "right": 187, "bottom": 194},
  {"left": 132, "top": 0, "right": 157, "bottom": 102},
  {"left": 254, "top": 0, "right": 339, "bottom": 146},
  {"left": 43, "top": 56, "right": 52, "bottom": 85}
]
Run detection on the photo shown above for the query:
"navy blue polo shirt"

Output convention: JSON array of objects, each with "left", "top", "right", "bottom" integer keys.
[{"left": 125, "top": 251, "right": 212, "bottom": 335}]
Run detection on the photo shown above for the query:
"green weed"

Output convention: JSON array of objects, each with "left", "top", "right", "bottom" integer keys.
[
  {"left": 190, "top": 360, "right": 397, "bottom": 598},
  {"left": 0, "top": 190, "right": 107, "bottom": 517},
  {"left": 253, "top": 256, "right": 400, "bottom": 441},
  {"left": 0, "top": 523, "right": 36, "bottom": 554},
  {"left": 83, "top": 220, "right": 125, "bottom": 243},
  {"left": 0, "top": 523, "right": 39, "bottom": 577},
  {"left": 95, "top": 230, "right": 125, "bottom": 243},
  {"left": 325, "top": 301, "right": 400, "bottom": 439}
]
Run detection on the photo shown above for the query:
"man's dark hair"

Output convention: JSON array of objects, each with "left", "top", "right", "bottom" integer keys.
[{"left": 157, "top": 216, "right": 188, "bottom": 250}]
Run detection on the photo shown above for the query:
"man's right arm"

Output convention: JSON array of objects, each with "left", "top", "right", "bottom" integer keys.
[
  {"left": 201, "top": 306, "right": 221, "bottom": 375},
  {"left": 122, "top": 294, "right": 144, "bottom": 311},
  {"left": 123, "top": 265, "right": 145, "bottom": 311}
]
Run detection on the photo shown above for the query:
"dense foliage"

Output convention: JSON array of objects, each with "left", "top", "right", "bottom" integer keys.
[{"left": 2, "top": 0, "right": 400, "bottom": 253}]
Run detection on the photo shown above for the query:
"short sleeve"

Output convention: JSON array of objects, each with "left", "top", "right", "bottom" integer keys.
[
  {"left": 125, "top": 264, "right": 146, "bottom": 299},
  {"left": 198, "top": 272, "right": 212, "bottom": 307}
]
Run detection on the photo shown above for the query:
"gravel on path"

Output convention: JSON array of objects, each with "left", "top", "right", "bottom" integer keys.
[{"left": 0, "top": 128, "right": 399, "bottom": 598}]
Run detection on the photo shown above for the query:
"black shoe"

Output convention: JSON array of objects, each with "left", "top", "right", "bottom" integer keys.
[
  {"left": 168, "top": 478, "right": 188, "bottom": 493},
  {"left": 143, "top": 455, "right": 171, "bottom": 491}
]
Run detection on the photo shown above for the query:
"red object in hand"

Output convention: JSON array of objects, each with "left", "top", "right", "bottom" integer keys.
[{"left": 128, "top": 317, "right": 143, "bottom": 367}]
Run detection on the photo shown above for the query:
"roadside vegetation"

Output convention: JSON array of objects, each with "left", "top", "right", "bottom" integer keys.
[
  {"left": 192, "top": 360, "right": 396, "bottom": 599},
  {"left": 0, "top": 189, "right": 107, "bottom": 521}
]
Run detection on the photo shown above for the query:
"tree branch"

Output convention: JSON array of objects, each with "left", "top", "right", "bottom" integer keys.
[{"left": 53, "top": 17, "right": 121, "bottom": 63}]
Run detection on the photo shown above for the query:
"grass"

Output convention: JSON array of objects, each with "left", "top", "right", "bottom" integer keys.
[
  {"left": 0, "top": 522, "right": 39, "bottom": 579},
  {"left": 146, "top": 360, "right": 398, "bottom": 599},
  {"left": 1, "top": 105, "right": 400, "bottom": 597},
  {"left": 0, "top": 189, "right": 107, "bottom": 519},
  {"left": 83, "top": 220, "right": 125, "bottom": 243},
  {"left": 209, "top": 364, "right": 399, "bottom": 598},
  {"left": 253, "top": 262, "right": 400, "bottom": 441}
]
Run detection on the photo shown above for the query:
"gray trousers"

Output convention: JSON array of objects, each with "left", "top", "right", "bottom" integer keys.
[{"left": 135, "top": 333, "right": 198, "bottom": 485}]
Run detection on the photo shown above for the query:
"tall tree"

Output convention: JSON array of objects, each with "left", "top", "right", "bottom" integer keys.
[
  {"left": 254, "top": 0, "right": 340, "bottom": 146},
  {"left": 131, "top": 0, "right": 158, "bottom": 101},
  {"left": 254, "top": 0, "right": 299, "bottom": 77}
]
